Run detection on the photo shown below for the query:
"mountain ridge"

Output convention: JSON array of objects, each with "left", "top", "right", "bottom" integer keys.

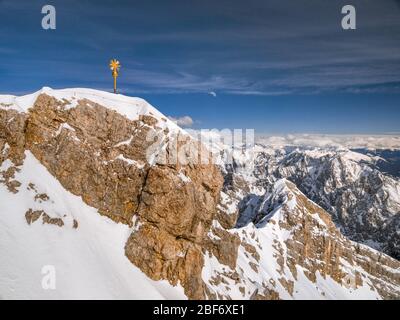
[{"left": 1, "top": 89, "right": 399, "bottom": 300}]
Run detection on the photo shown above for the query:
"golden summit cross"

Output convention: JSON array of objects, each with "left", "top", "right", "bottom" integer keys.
[{"left": 109, "top": 59, "right": 121, "bottom": 94}]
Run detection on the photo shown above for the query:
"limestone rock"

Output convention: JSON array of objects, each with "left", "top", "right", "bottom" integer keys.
[{"left": 2, "top": 93, "right": 224, "bottom": 299}]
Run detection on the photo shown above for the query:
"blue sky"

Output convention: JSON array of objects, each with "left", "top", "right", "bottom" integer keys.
[{"left": 0, "top": 0, "right": 399, "bottom": 133}]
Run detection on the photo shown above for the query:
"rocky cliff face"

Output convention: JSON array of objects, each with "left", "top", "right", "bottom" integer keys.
[
  {"left": 1, "top": 88, "right": 399, "bottom": 300},
  {"left": 232, "top": 179, "right": 399, "bottom": 299},
  {"left": 1, "top": 90, "right": 223, "bottom": 299}
]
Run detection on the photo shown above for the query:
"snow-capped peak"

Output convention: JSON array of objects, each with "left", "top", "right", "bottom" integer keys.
[{"left": 0, "top": 87, "right": 182, "bottom": 133}]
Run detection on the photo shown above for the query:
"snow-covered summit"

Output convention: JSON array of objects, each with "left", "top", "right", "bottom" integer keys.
[{"left": 0, "top": 87, "right": 182, "bottom": 132}]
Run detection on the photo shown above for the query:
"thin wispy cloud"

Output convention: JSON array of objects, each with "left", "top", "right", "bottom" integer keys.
[
  {"left": 1, "top": 0, "right": 399, "bottom": 96},
  {"left": 1, "top": 0, "right": 400, "bottom": 134}
]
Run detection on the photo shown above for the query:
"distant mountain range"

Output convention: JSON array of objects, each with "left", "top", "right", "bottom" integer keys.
[
  {"left": 354, "top": 149, "right": 400, "bottom": 178},
  {"left": 240, "top": 146, "right": 400, "bottom": 260}
]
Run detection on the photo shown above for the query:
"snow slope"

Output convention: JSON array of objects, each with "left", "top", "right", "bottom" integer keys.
[{"left": 0, "top": 151, "right": 186, "bottom": 300}]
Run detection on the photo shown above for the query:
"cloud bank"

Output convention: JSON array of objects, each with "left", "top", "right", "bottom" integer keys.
[
  {"left": 256, "top": 134, "right": 400, "bottom": 150},
  {"left": 168, "top": 115, "right": 194, "bottom": 127}
]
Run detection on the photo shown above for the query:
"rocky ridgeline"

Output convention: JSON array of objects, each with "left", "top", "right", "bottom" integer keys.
[
  {"left": 0, "top": 93, "right": 223, "bottom": 299},
  {"left": 202, "top": 154, "right": 400, "bottom": 300}
]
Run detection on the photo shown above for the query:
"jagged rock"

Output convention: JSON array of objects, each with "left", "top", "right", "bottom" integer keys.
[
  {"left": 204, "top": 227, "right": 240, "bottom": 269},
  {"left": 24, "top": 94, "right": 150, "bottom": 225},
  {"left": 2, "top": 93, "right": 224, "bottom": 300},
  {"left": 241, "top": 241, "right": 260, "bottom": 262},
  {"left": 25, "top": 209, "right": 44, "bottom": 225},
  {"left": 25, "top": 209, "right": 64, "bottom": 227},
  {"left": 34, "top": 193, "right": 49, "bottom": 202},
  {"left": 137, "top": 163, "right": 222, "bottom": 243},
  {"left": 0, "top": 109, "right": 27, "bottom": 165},
  {"left": 125, "top": 223, "right": 205, "bottom": 299},
  {"left": 42, "top": 213, "right": 64, "bottom": 227},
  {"left": 250, "top": 287, "right": 280, "bottom": 300}
]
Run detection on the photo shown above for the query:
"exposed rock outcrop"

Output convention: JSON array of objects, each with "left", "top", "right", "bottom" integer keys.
[
  {"left": 1, "top": 93, "right": 223, "bottom": 299},
  {"left": 213, "top": 175, "right": 400, "bottom": 299}
]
